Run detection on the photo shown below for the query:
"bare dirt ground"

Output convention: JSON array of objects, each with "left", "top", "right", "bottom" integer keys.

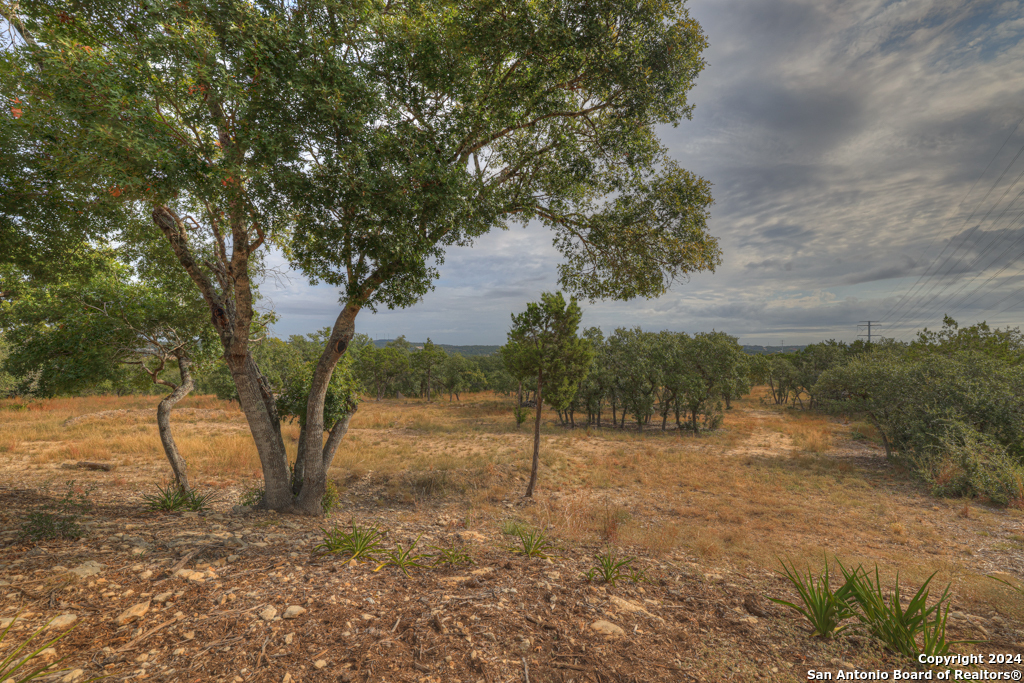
[{"left": 1, "top": 391, "right": 1023, "bottom": 682}]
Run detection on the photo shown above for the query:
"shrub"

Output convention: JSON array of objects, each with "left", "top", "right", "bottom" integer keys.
[
  {"left": 20, "top": 481, "right": 92, "bottom": 542},
  {"left": 431, "top": 545, "right": 473, "bottom": 568},
  {"left": 374, "top": 535, "right": 430, "bottom": 577},
  {"left": 508, "top": 525, "right": 555, "bottom": 559},
  {"left": 916, "top": 421, "right": 1024, "bottom": 505},
  {"left": 584, "top": 549, "right": 636, "bottom": 585}
]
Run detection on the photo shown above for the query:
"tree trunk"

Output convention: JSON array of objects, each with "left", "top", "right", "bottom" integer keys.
[
  {"left": 157, "top": 354, "right": 195, "bottom": 493},
  {"left": 292, "top": 424, "right": 307, "bottom": 495},
  {"left": 152, "top": 205, "right": 292, "bottom": 512},
  {"left": 294, "top": 302, "right": 359, "bottom": 515},
  {"left": 229, "top": 352, "right": 293, "bottom": 510},
  {"left": 525, "top": 370, "right": 543, "bottom": 498}
]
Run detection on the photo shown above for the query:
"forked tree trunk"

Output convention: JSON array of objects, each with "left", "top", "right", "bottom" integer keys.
[
  {"left": 153, "top": 205, "right": 293, "bottom": 512},
  {"left": 157, "top": 354, "right": 195, "bottom": 493},
  {"left": 525, "top": 370, "right": 543, "bottom": 498}
]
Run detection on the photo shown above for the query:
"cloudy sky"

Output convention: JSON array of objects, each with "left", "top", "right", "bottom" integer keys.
[{"left": 264, "top": 0, "right": 1024, "bottom": 346}]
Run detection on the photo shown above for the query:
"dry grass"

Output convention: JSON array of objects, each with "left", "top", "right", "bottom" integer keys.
[{"left": 2, "top": 389, "right": 1022, "bottom": 621}]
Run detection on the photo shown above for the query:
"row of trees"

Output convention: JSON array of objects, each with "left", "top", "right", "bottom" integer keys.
[{"left": 1, "top": 0, "right": 719, "bottom": 514}]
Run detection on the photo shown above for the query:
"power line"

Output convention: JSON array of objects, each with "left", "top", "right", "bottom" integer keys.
[{"left": 881, "top": 128, "right": 1024, "bottom": 325}]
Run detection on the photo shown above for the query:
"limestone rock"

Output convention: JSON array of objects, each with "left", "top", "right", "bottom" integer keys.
[
  {"left": 115, "top": 600, "right": 150, "bottom": 625},
  {"left": 67, "top": 561, "right": 105, "bottom": 578},
  {"left": 260, "top": 606, "right": 278, "bottom": 622},
  {"left": 283, "top": 606, "right": 306, "bottom": 619},
  {"left": 590, "top": 620, "right": 625, "bottom": 636},
  {"left": 47, "top": 614, "right": 78, "bottom": 630},
  {"left": 61, "top": 669, "right": 85, "bottom": 683}
]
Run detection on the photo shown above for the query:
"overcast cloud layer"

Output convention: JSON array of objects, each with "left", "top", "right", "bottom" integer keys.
[{"left": 264, "top": 0, "right": 1024, "bottom": 346}]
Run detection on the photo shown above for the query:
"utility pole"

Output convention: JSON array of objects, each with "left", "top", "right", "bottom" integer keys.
[
  {"left": 858, "top": 321, "right": 880, "bottom": 344},
  {"left": 781, "top": 339, "right": 784, "bottom": 354}
]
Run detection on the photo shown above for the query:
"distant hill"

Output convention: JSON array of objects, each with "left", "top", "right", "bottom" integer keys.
[
  {"left": 371, "top": 339, "right": 501, "bottom": 356},
  {"left": 742, "top": 345, "right": 808, "bottom": 355}
]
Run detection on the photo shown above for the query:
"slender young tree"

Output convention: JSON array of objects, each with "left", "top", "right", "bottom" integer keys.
[
  {"left": 502, "top": 292, "right": 593, "bottom": 497},
  {"left": 0, "top": 248, "right": 217, "bottom": 490}
]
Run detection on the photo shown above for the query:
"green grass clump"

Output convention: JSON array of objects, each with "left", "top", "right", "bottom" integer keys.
[
  {"left": 509, "top": 525, "right": 555, "bottom": 559},
  {"left": 19, "top": 481, "right": 93, "bottom": 542},
  {"left": 143, "top": 483, "right": 215, "bottom": 512},
  {"left": 375, "top": 536, "right": 430, "bottom": 577},
  {"left": 585, "top": 549, "right": 635, "bottom": 585},
  {"left": 315, "top": 521, "right": 384, "bottom": 561},
  {"left": 431, "top": 545, "right": 474, "bottom": 568}
]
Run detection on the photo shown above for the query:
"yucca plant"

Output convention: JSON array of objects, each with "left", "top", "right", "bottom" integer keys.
[
  {"left": 0, "top": 614, "right": 95, "bottom": 683},
  {"left": 315, "top": 522, "right": 384, "bottom": 561},
  {"left": 182, "top": 488, "right": 216, "bottom": 512},
  {"left": 142, "top": 483, "right": 187, "bottom": 511},
  {"left": 509, "top": 526, "right": 555, "bottom": 559},
  {"left": 769, "top": 557, "right": 854, "bottom": 638},
  {"left": 838, "top": 563, "right": 976, "bottom": 658},
  {"left": 431, "top": 545, "right": 474, "bottom": 568},
  {"left": 375, "top": 536, "right": 430, "bottom": 577},
  {"left": 585, "top": 549, "right": 634, "bottom": 585}
]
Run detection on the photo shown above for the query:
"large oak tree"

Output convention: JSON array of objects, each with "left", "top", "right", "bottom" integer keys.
[{"left": 2, "top": 0, "right": 720, "bottom": 514}]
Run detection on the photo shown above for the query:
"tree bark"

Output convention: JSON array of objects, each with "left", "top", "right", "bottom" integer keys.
[
  {"left": 294, "top": 302, "right": 360, "bottom": 515},
  {"left": 152, "top": 205, "right": 292, "bottom": 512},
  {"left": 157, "top": 354, "right": 195, "bottom": 493},
  {"left": 525, "top": 370, "right": 543, "bottom": 498}
]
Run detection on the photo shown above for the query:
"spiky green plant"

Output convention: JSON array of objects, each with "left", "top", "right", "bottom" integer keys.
[
  {"left": 509, "top": 526, "right": 555, "bottom": 559},
  {"left": 431, "top": 545, "right": 474, "bottom": 568},
  {"left": 142, "top": 482, "right": 187, "bottom": 511},
  {"left": 769, "top": 557, "right": 854, "bottom": 638},
  {"left": 315, "top": 522, "right": 384, "bottom": 561},
  {"left": 375, "top": 536, "right": 430, "bottom": 577},
  {"left": 585, "top": 549, "right": 634, "bottom": 585},
  {"left": 838, "top": 563, "right": 976, "bottom": 657}
]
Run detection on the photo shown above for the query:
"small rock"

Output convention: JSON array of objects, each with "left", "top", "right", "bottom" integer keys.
[
  {"left": 40, "top": 647, "right": 58, "bottom": 660},
  {"left": 173, "top": 648, "right": 185, "bottom": 655},
  {"left": 703, "top": 573, "right": 724, "bottom": 583},
  {"left": 260, "top": 606, "right": 278, "bottom": 622},
  {"left": 139, "top": 570, "right": 153, "bottom": 580},
  {"left": 590, "top": 620, "right": 625, "bottom": 636},
  {"left": 51, "top": 565, "right": 68, "bottom": 573},
  {"left": 131, "top": 564, "right": 145, "bottom": 572},
  {"left": 61, "top": 669, "right": 85, "bottom": 683},
  {"left": 47, "top": 614, "right": 78, "bottom": 630},
  {"left": 227, "top": 555, "right": 240, "bottom": 563},
  {"left": 183, "top": 630, "right": 195, "bottom": 640},
  {"left": 282, "top": 674, "right": 293, "bottom": 683},
  {"left": 0, "top": 617, "right": 15, "bottom": 628},
  {"left": 153, "top": 592, "right": 173, "bottom": 604},
  {"left": 314, "top": 659, "right": 327, "bottom": 669},
  {"left": 115, "top": 600, "right": 150, "bottom": 625},
  {"left": 284, "top": 633, "right": 294, "bottom": 645},
  {"left": 67, "top": 561, "right": 105, "bottom": 578},
  {"left": 283, "top": 606, "right": 306, "bottom": 619}
]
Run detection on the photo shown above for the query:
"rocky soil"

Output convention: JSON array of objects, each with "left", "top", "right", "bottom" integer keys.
[{"left": 1, "top": 487, "right": 1022, "bottom": 683}]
